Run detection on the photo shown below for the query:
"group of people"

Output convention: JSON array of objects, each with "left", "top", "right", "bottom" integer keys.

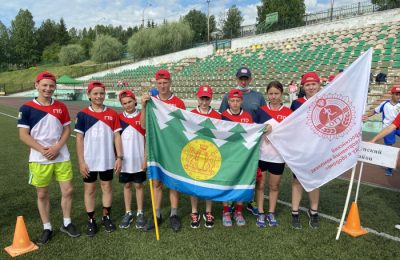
[{"left": 17, "top": 66, "right": 399, "bottom": 246}]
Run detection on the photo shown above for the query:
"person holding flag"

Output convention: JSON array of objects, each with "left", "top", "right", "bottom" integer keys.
[
  {"left": 189, "top": 85, "right": 221, "bottom": 229},
  {"left": 289, "top": 72, "right": 322, "bottom": 229},
  {"left": 254, "top": 81, "right": 292, "bottom": 228},
  {"left": 140, "top": 69, "right": 186, "bottom": 232}
]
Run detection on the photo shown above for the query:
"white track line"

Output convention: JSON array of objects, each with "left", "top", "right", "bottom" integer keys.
[
  {"left": 0, "top": 111, "right": 76, "bottom": 138},
  {"left": 268, "top": 195, "right": 400, "bottom": 242}
]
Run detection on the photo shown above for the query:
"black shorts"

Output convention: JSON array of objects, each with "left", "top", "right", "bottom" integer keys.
[
  {"left": 83, "top": 169, "right": 114, "bottom": 183},
  {"left": 258, "top": 160, "right": 285, "bottom": 175},
  {"left": 119, "top": 171, "right": 146, "bottom": 184}
]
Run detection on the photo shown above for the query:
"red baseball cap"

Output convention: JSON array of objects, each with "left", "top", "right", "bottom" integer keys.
[
  {"left": 119, "top": 90, "right": 136, "bottom": 101},
  {"left": 301, "top": 72, "right": 320, "bottom": 85},
  {"left": 228, "top": 89, "right": 243, "bottom": 99},
  {"left": 155, "top": 69, "right": 171, "bottom": 80},
  {"left": 87, "top": 80, "right": 105, "bottom": 93},
  {"left": 35, "top": 71, "right": 56, "bottom": 83},
  {"left": 328, "top": 74, "right": 335, "bottom": 82},
  {"left": 391, "top": 85, "right": 400, "bottom": 93},
  {"left": 196, "top": 85, "right": 213, "bottom": 98}
]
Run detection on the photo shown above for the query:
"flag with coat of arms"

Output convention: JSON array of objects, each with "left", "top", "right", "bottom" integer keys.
[{"left": 146, "top": 97, "right": 265, "bottom": 202}]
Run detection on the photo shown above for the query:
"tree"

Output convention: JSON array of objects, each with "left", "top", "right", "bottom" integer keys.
[
  {"left": 0, "top": 21, "right": 10, "bottom": 68},
  {"left": 256, "top": 0, "right": 305, "bottom": 33},
  {"left": 58, "top": 44, "right": 85, "bottom": 65},
  {"left": 372, "top": 0, "right": 400, "bottom": 10},
  {"left": 42, "top": 43, "right": 61, "bottom": 63},
  {"left": 57, "top": 18, "right": 70, "bottom": 44},
  {"left": 36, "top": 19, "right": 58, "bottom": 56},
  {"left": 68, "top": 27, "right": 79, "bottom": 43},
  {"left": 90, "top": 35, "right": 123, "bottom": 63},
  {"left": 222, "top": 5, "right": 243, "bottom": 39},
  {"left": 10, "top": 9, "right": 38, "bottom": 67},
  {"left": 183, "top": 9, "right": 215, "bottom": 43}
]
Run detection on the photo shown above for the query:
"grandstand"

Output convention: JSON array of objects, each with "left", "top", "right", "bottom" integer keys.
[{"left": 61, "top": 9, "right": 400, "bottom": 114}]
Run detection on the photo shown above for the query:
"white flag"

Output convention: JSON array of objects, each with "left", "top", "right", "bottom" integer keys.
[{"left": 268, "top": 49, "right": 372, "bottom": 192}]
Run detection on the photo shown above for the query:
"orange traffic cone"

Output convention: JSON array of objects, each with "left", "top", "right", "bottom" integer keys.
[
  {"left": 342, "top": 202, "right": 368, "bottom": 237},
  {"left": 4, "top": 216, "right": 39, "bottom": 257}
]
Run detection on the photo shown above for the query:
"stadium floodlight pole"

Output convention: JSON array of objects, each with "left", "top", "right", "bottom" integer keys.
[
  {"left": 330, "top": 0, "right": 334, "bottom": 21},
  {"left": 207, "top": 0, "right": 211, "bottom": 44},
  {"left": 142, "top": 2, "right": 152, "bottom": 28}
]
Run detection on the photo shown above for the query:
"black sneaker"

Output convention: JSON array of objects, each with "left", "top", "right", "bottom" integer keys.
[
  {"left": 203, "top": 212, "right": 215, "bottom": 228},
  {"left": 143, "top": 215, "right": 162, "bottom": 231},
  {"left": 169, "top": 215, "right": 181, "bottom": 232},
  {"left": 292, "top": 214, "right": 301, "bottom": 229},
  {"left": 60, "top": 223, "right": 81, "bottom": 237},
  {"left": 307, "top": 210, "right": 320, "bottom": 229},
  {"left": 102, "top": 216, "right": 116, "bottom": 233},
  {"left": 86, "top": 219, "right": 98, "bottom": 237},
  {"left": 190, "top": 213, "right": 200, "bottom": 229},
  {"left": 36, "top": 229, "right": 53, "bottom": 246}
]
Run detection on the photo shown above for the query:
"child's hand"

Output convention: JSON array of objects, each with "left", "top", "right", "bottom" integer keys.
[
  {"left": 114, "top": 159, "right": 122, "bottom": 174},
  {"left": 141, "top": 93, "right": 151, "bottom": 107},
  {"left": 44, "top": 145, "right": 61, "bottom": 160},
  {"left": 79, "top": 162, "right": 90, "bottom": 178}
]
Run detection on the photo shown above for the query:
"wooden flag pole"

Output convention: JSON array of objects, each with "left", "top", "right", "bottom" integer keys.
[
  {"left": 148, "top": 179, "right": 160, "bottom": 240},
  {"left": 336, "top": 164, "right": 357, "bottom": 240}
]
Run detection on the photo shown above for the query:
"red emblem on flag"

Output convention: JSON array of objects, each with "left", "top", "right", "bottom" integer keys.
[{"left": 307, "top": 94, "right": 356, "bottom": 140}]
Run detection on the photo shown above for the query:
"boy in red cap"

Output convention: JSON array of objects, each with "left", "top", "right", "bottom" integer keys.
[
  {"left": 117, "top": 90, "right": 147, "bottom": 229},
  {"left": 363, "top": 84, "right": 400, "bottom": 176},
  {"left": 290, "top": 71, "right": 321, "bottom": 229},
  {"left": 75, "top": 80, "right": 123, "bottom": 236},
  {"left": 220, "top": 89, "right": 253, "bottom": 227},
  {"left": 140, "top": 69, "right": 186, "bottom": 232},
  {"left": 189, "top": 85, "right": 221, "bottom": 229},
  {"left": 17, "top": 71, "right": 80, "bottom": 245}
]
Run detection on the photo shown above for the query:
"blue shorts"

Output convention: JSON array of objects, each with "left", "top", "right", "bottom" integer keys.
[{"left": 384, "top": 129, "right": 400, "bottom": 145}]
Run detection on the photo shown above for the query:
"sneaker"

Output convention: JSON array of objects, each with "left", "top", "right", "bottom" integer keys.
[
  {"left": 136, "top": 213, "right": 146, "bottom": 229},
  {"left": 246, "top": 201, "right": 259, "bottom": 216},
  {"left": 256, "top": 213, "right": 266, "bottom": 228},
  {"left": 143, "top": 215, "right": 162, "bottom": 231},
  {"left": 169, "top": 215, "right": 181, "bottom": 232},
  {"left": 266, "top": 212, "right": 278, "bottom": 227},
  {"left": 307, "top": 210, "right": 320, "bottom": 229},
  {"left": 36, "top": 229, "right": 53, "bottom": 246},
  {"left": 291, "top": 214, "right": 301, "bottom": 229},
  {"left": 102, "top": 216, "right": 116, "bottom": 233},
  {"left": 190, "top": 213, "right": 200, "bottom": 229},
  {"left": 86, "top": 219, "right": 98, "bottom": 237},
  {"left": 119, "top": 212, "right": 134, "bottom": 229},
  {"left": 385, "top": 168, "right": 393, "bottom": 176},
  {"left": 60, "top": 223, "right": 81, "bottom": 237},
  {"left": 203, "top": 212, "right": 215, "bottom": 228},
  {"left": 222, "top": 212, "right": 232, "bottom": 227},
  {"left": 234, "top": 211, "right": 246, "bottom": 226}
]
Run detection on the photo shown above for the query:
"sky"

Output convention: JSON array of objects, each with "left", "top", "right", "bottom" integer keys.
[{"left": 0, "top": 0, "right": 371, "bottom": 29}]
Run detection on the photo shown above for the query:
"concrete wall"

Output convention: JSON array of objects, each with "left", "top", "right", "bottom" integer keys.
[
  {"left": 78, "top": 45, "right": 214, "bottom": 80},
  {"left": 232, "top": 8, "right": 400, "bottom": 49}
]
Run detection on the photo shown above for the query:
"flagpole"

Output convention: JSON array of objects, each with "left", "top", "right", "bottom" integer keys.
[
  {"left": 148, "top": 179, "right": 160, "bottom": 240},
  {"left": 336, "top": 164, "right": 357, "bottom": 240},
  {"left": 354, "top": 162, "right": 364, "bottom": 203}
]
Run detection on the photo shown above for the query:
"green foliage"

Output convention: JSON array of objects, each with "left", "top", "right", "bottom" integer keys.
[
  {"left": 36, "top": 19, "right": 58, "bottom": 55},
  {"left": 0, "top": 20, "right": 10, "bottom": 69},
  {"left": 371, "top": 0, "right": 400, "bottom": 10},
  {"left": 256, "top": 0, "right": 305, "bottom": 33},
  {"left": 42, "top": 43, "right": 61, "bottom": 63},
  {"left": 90, "top": 34, "right": 123, "bottom": 63},
  {"left": 58, "top": 44, "right": 86, "bottom": 65},
  {"left": 222, "top": 5, "right": 243, "bottom": 39},
  {"left": 10, "top": 9, "right": 38, "bottom": 67},
  {"left": 127, "top": 21, "right": 193, "bottom": 59},
  {"left": 183, "top": 9, "right": 216, "bottom": 43},
  {"left": 57, "top": 18, "right": 70, "bottom": 44}
]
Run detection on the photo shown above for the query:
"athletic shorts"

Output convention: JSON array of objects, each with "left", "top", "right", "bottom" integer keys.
[
  {"left": 83, "top": 169, "right": 114, "bottom": 183},
  {"left": 119, "top": 171, "right": 146, "bottom": 184},
  {"left": 258, "top": 160, "right": 285, "bottom": 175},
  {"left": 29, "top": 161, "right": 73, "bottom": 187},
  {"left": 383, "top": 129, "right": 400, "bottom": 145}
]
